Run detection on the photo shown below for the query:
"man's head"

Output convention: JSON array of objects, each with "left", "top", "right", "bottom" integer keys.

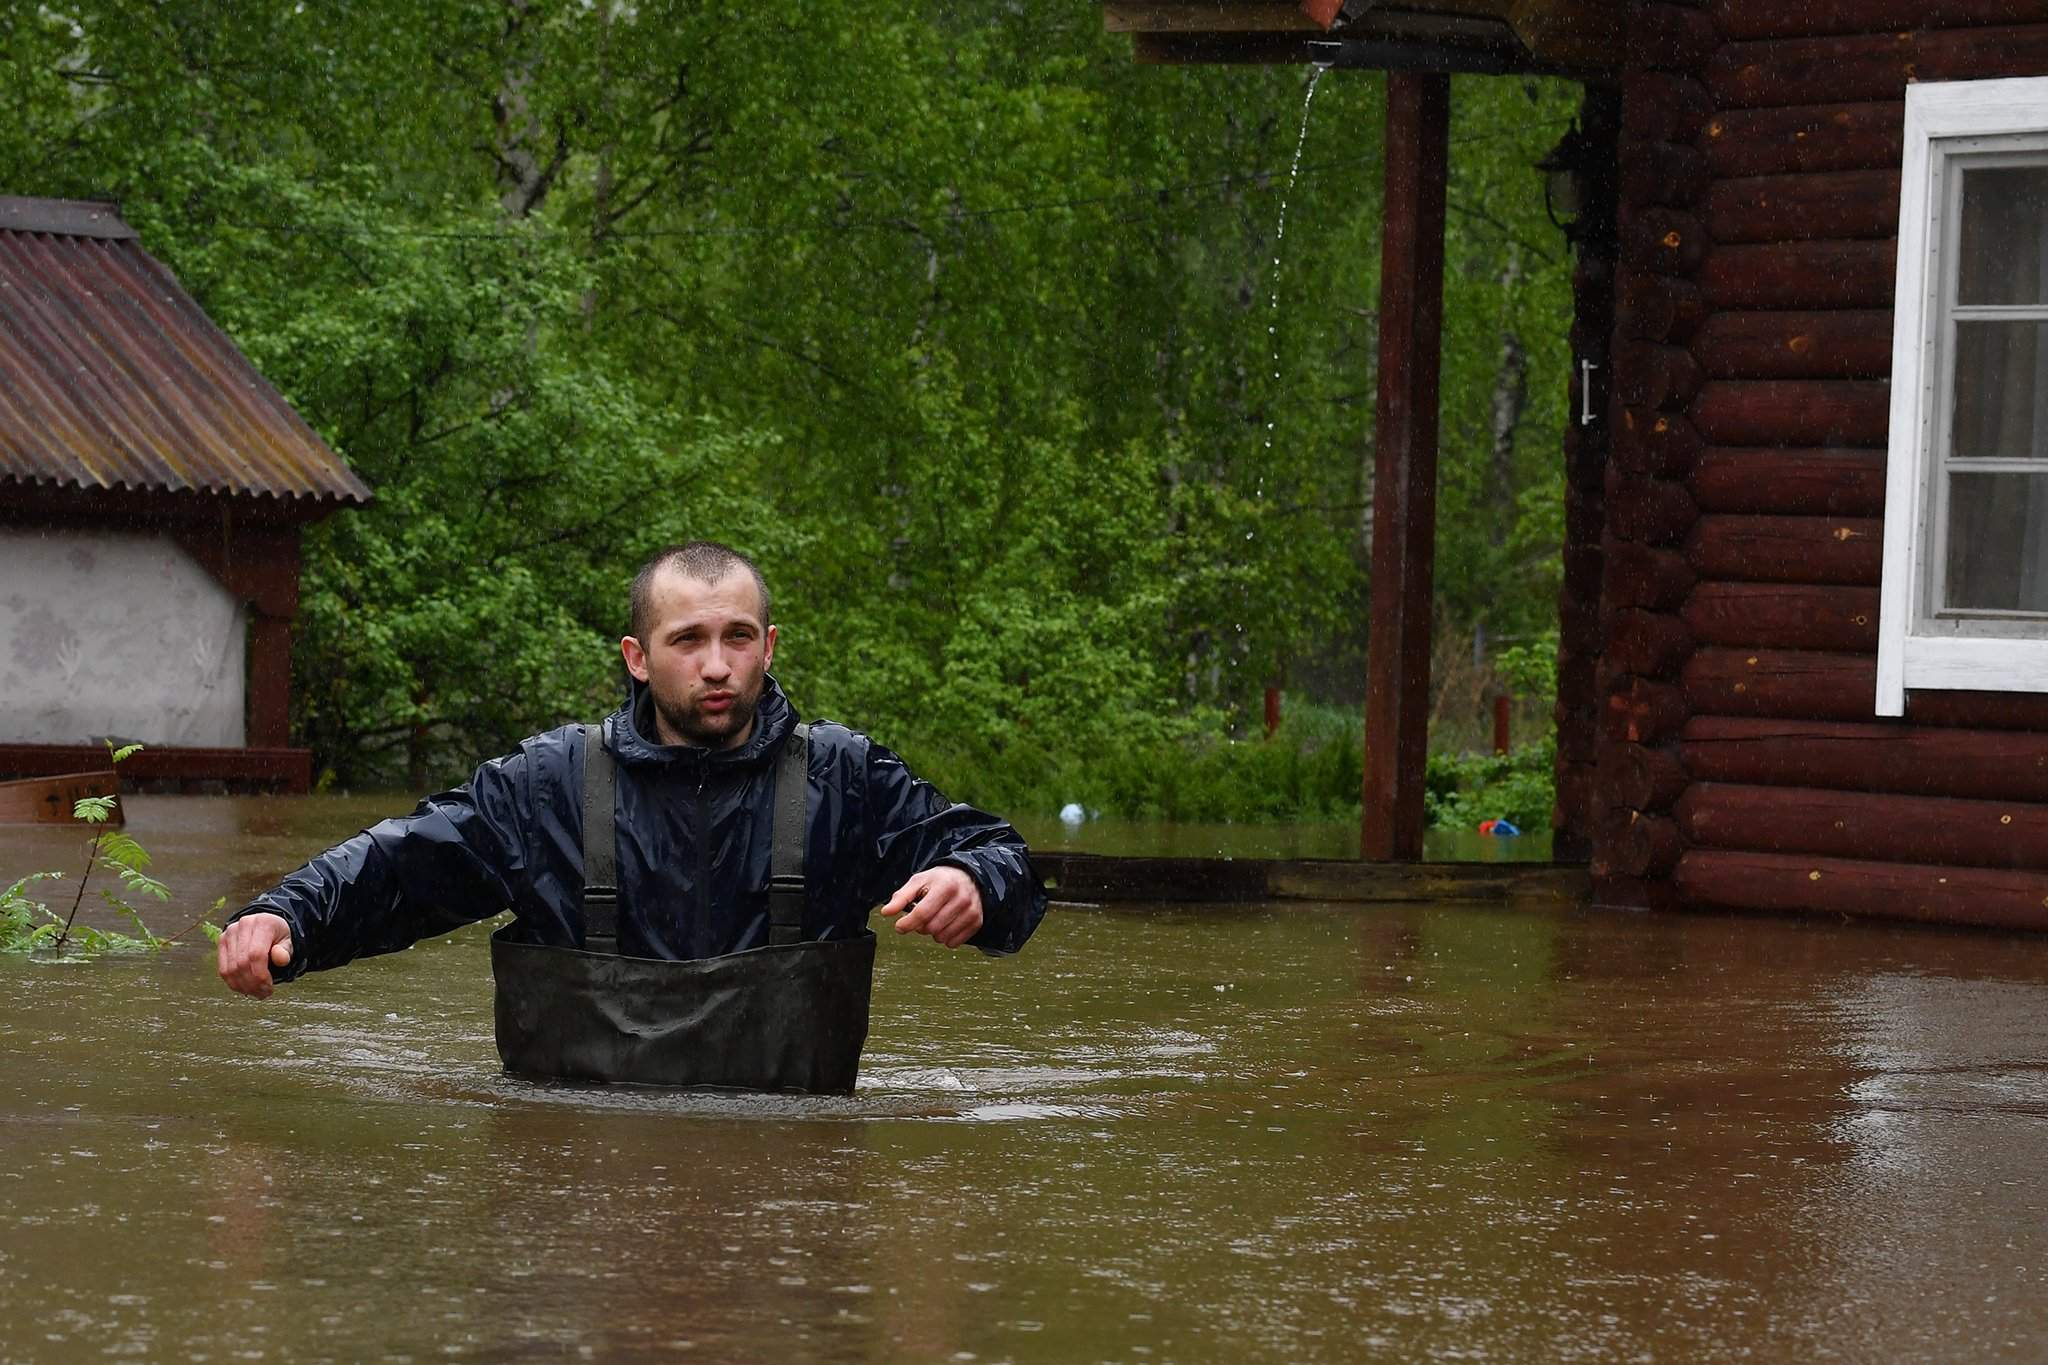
[{"left": 621, "top": 542, "right": 777, "bottom": 750}]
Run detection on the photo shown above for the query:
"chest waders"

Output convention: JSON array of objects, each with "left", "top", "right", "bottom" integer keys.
[{"left": 489, "top": 723, "right": 878, "bottom": 1092}]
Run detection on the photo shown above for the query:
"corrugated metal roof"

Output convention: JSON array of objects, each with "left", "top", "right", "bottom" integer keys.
[{"left": 0, "top": 195, "right": 372, "bottom": 506}]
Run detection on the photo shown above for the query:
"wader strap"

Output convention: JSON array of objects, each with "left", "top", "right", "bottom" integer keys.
[
  {"left": 580, "top": 722, "right": 619, "bottom": 952},
  {"left": 770, "top": 723, "right": 810, "bottom": 947}
]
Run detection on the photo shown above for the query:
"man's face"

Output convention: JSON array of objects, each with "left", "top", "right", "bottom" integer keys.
[{"left": 620, "top": 566, "right": 777, "bottom": 750}]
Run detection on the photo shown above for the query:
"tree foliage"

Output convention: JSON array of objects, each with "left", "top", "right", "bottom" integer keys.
[{"left": 2, "top": 2, "right": 1579, "bottom": 807}]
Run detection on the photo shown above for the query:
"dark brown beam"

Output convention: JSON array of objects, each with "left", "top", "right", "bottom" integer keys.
[
  {"left": 1702, "top": 102, "right": 1904, "bottom": 179},
  {"left": 1698, "top": 240, "right": 1898, "bottom": 311},
  {"left": 1363, "top": 72, "right": 1450, "bottom": 863},
  {"left": 1674, "top": 848, "right": 2048, "bottom": 931},
  {"left": 0, "top": 744, "right": 311, "bottom": 793},
  {"left": 1682, "top": 715, "right": 2048, "bottom": 800},
  {"left": 1103, "top": 3, "right": 1321, "bottom": 34},
  {"left": 1689, "top": 447, "right": 1887, "bottom": 517},
  {"left": 1710, "top": 2, "right": 2046, "bottom": 41},
  {"left": 1683, "top": 581, "right": 1880, "bottom": 652}
]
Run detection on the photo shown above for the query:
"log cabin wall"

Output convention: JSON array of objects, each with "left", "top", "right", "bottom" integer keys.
[
  {"left": 1588, "top": 0, "right": 1716, "bottom": 909},
  {"left": 1552, "top": 87, "right": 1620, "bottom": 864},
  {"left": 1592, "top": 0, "right": 2048, "bottom": 930}
]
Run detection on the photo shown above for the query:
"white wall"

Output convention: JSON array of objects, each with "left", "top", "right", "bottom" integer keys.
[{"left": 0, "top": 527, "right": 246, "bottom": 747}]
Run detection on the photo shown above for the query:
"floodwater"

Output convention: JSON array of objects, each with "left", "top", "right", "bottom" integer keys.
[{"left": 5, "top": 798, "right": 2048, "bottom": 1362}]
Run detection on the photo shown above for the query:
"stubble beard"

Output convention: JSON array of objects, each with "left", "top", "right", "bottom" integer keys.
[{"left": 654, "top": 682, "right": 762, "bottom": 750}]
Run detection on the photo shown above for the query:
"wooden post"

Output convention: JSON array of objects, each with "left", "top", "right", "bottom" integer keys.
[
  {"left": 1362, "top": 72, "right": 1450, "bottom": 862},
  {"left": 242, "top": 530, "right": 302, "bottom": 750}
]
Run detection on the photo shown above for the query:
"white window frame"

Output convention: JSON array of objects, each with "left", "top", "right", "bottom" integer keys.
[{"left": 1878, "top": 77, "right": 2048, "bottom": 716}]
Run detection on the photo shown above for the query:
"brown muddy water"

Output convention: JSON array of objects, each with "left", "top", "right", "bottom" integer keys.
[{"left": 5, "top": 796, "right": 2048, "bottom": 1362}]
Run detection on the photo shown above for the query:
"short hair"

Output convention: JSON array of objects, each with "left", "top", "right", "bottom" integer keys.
[{"left": 628, "top": 541, "right": 773, "bottom": 640}]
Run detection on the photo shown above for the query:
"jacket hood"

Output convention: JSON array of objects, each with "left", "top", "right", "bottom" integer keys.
[{"left": 610, "top": 673, "right": 796, "bottom": 769}]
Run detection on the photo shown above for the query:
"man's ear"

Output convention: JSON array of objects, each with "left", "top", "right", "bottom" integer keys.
[
  {"left": 621, "top": 635, "right": 650, "bottom": 682},
  {"left": 763, "top": 624, "right": 778, "bottom": 673}
]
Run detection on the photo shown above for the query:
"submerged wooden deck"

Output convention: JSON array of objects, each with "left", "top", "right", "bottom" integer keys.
[{"left": 1034, "top": 851, "right": 1589, "bottom": 907}]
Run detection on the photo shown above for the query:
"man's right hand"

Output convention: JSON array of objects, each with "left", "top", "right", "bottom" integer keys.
[{"left": 217, "top": 912, "right": 294, "bottom": 999}]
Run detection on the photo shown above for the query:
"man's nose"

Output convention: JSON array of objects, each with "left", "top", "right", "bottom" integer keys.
[{"left": 701, "top": 642, "right": 732, "bottom": 681}]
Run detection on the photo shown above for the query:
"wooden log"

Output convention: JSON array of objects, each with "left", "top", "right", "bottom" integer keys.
[
  {"left": 1606, "top": 540, "right": 1697, "bottom": 610},
  {"left": 1908, "top": 690, "right": 2048, "bottom": 732},
  {"left": 1605, "top": 739, "right": 1690, "bottom": 811},
  {"left": 1103, "top": 3, "right": 1322, "bottom": 33},
  {"left": 1558, "top": 697, "right": 1599, "bottom": 765},
  {"left": 1690, "top": 447, "right": 1887, "bottom": 517},
  {"left": 1630, "top": 2, "right": 1718, "bottom": 74},
  {"left": 1616, "top": 272, "right": 1705, "bottom": 344},
  {"left": 0, "top": 770, "right": 120, "bottom": 825},
  {"left": 1566, "top": 480, "right": 1605, "bottom": 545},
  {"left": 1603, "top": 808, "right": 1684, "bottom": 878},
  {"left": 1683, "top": 647, "right": 1874, "bottom": 721},
  {"left": 1711, "top": 28, "right": 2048, "bottom": 110},
  {"left": 1573, "top": 251, "right": 1615, "bottom": 299},
  {"left": 1570, "top": 313, "right": 1614, "bottom": 362},
  {"left": 1590, "top": 872, "right": 1681, "bottom": 912},
  {"left": 1679, "top": 781, "right": 2048, "bottom": 871},
  {"left": 1605, "top": 676, "right": 1690, "bottom": 744},
  {"left": 1036, "top": 851, "right": 1274, "bottom": 903},
  {"left": 1685, "top": 514, "right": 1883, "bottom": 585},
  {"left": 1557, "top": 758, "right": 1596, "bottom": 815},
  {"left": 1682, "top": 715, "right": 2048, "bottom": 802},
  {"left": 1607, "top": 607, "right": 1695, "bottom": 679},
  {"left": 1621, "top": 208, "right": 1707, "bottom": 276},
  {"left": 1265, "top": 860, "right": 1590, "bottom": 905},
  {"left": 1612, "top": 407, "right": 1703, "bottom": 479},
  {"left": 1614, "top": 343, "right": 1703, "bottom": 409},
  {"left": 1674, "top": 848, "right": 2048, "bottom": 932},
  {"left": 1558, "top": 653, "right": 1599, "bottom": 712},
  {"left": 1692, "top": 310, "right": 1894, "bottom": 381},
  {"left": 1560, "top": 590, "right": 1602, "bottom": 656},
  {"left": 1564, "top": 543, "right": 1604, "bottom": 600},
  {"left": 1565, "top": 422, "right": 1608, "bottom": 491},
  {"left": 1607, "top": 471, "right": 1698, "bottom": 546},
  {"left": 1702, "top": 102, "right": 1904, "bottom": 179},
  {"left": 1683, "top": 581, "right": 1880, "bottom": 652},
  {"left": 1363, "top": 71, "right": 1449, "bottom": 865},
  {"left": 1555, "top": 758, "right": 1597, "bottom": 861},
  {"left": 1620, "top": 141, "right": 1712, "bottom": 210},
  {"left": 1699, "top": 240, "right": 1898, "bottom": 311},
  {"left": 1621, "top": 72, "right": 1714, "bottom": 145},
  {"left": 1691, "top": 380, "right": 1891, "bottom": 447},
  {"left": 1711, "top": 3, "right": 2048, "bottom": 41},
  {"left": 1705, "top": 170, "right": 1901, "bottom": 245}
]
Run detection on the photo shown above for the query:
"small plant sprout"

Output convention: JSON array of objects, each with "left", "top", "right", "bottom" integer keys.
[{"left": 1, "top": 742, "right": 223, "bottom": 956}]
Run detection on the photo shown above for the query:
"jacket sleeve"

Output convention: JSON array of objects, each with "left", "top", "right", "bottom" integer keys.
[
  {"left": 227, "top": 745, "right": 543, "bottom": 981},
  {"left": 857, "top": 739, "right": 1047, "bottom": 956}
]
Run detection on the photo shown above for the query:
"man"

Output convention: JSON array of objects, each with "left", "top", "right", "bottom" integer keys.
[{"left": 218, "top": 541, "right": 1046, "bottom": 1092}]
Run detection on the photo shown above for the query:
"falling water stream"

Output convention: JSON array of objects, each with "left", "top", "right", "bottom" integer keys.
[
  {"left": 1234, "top": 64, "right": 1332, "bottom": 666},
  {"left": 1262, "top": 62, "right": 1331, "bottom": 473}
]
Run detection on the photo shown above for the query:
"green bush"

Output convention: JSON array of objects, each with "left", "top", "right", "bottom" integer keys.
[{"left": 1423, "top": 735, "right": 1558, "bottom": 833}]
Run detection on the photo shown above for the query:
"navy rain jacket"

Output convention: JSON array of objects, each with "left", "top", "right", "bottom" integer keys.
[{"left": 239, "top": 677, "right": 1047, "bottom": 979}]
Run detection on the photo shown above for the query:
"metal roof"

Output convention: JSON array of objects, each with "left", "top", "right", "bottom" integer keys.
[{"left": 0, "top": 195, "right": 372, "bottom": 507}]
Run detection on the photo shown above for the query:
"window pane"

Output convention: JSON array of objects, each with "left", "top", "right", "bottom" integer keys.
[
  {"left": 1945, "top": 472, "right": 2048, "bottom": 612},
  {"left": 1957, "top": 164, "right": 2048, "bottom": 306},
  {"left": 1953, "top": 320, "right": 2048, "bottom": 459}
]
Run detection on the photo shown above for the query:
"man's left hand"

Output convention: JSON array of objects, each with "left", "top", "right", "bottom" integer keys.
[{"left": 881, "top": 866, "right": 983, "bottom": 948}]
